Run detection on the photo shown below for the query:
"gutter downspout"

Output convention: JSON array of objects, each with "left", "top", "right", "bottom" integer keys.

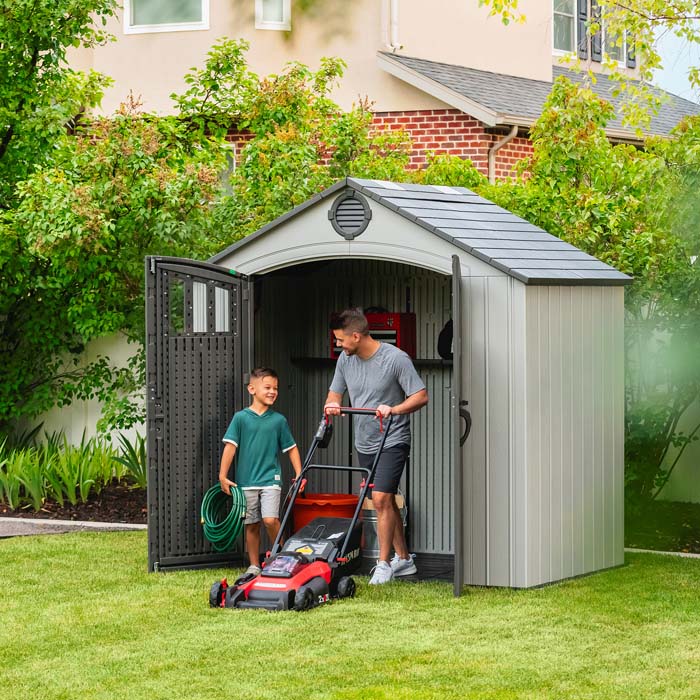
[
  {"left": 385, "top": 0, "right": 402, "bottom": 51},
  {"left": 488, "top": 124, "right": 518, "bottom": 184}
]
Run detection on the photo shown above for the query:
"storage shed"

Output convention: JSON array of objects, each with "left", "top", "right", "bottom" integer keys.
[{"left": 146, "top": 177, "right": 631, "bottom": 591}]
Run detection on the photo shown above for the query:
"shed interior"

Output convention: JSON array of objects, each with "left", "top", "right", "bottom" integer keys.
[{"left": 252, "top": 258, "right": 455, "bottom": 575}]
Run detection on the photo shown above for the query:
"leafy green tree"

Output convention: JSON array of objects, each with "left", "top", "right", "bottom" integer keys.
[
  {"left": 1, "top": 97, "right": 228, "bottom": 431},
  {"left": 174, "top": 38, "right": 411, "bottom": 240},
  {"left": 0, "top": 0, "right": 117, "bottom": 205}
]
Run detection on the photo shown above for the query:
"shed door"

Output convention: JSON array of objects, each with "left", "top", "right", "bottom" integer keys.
[
  {"left": 451, "top": 255, "right": 465, "bottom": 596},
  {"left": 145, "top": 256, "right": 252, "bottom": 571}
]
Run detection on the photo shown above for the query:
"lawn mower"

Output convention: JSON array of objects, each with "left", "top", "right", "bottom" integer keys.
[{"left": 209, "top": 407, "right": 392, "bottom": 611}]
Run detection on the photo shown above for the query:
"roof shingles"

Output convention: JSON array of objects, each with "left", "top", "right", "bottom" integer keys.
[
  {"left": 349, "top": 178, "right": 631, "bottom": 285},
  {"left": 380, "top": 52, "right": 700, "bottom": 136}
]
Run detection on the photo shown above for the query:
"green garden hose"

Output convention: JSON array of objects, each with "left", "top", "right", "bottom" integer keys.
[{"left": 200, "top": 484, "right": 247, "bottom": 552}]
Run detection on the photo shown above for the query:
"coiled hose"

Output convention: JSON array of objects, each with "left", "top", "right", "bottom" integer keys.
[{"left": 200, "top": 484, "right": 247, "bottom": 552}]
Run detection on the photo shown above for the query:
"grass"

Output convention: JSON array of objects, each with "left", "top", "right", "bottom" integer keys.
[{"left": 2, "top": 533, "right": 700, "bottom": 700}]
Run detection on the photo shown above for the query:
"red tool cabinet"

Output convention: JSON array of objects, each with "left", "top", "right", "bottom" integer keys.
[{"left": 330, "top": 312, "right": 416, "bottom": 358}]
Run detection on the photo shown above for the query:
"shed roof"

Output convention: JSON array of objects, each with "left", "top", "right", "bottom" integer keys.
[
  {"left": 378, "top": 52, "right": 700, "bottom": 139},
  {"left": 211, "top": 178, "right": 632, "bottom": 286}
]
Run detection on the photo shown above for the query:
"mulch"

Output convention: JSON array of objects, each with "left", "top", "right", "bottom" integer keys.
[{"left": 0, "top": 484, "right": 147, "bottom": 524}]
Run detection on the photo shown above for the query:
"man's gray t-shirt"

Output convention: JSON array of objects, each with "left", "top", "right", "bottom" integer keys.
[{"left": 329, "top": 343, "right": 425, "bottom": 453}]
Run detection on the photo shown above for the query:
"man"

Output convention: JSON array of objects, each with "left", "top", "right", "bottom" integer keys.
[{"left": 324, "top": 308, "right": 429, "bottom": 585}]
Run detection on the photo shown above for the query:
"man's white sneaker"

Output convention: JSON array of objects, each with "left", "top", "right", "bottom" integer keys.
[
  {"left": 390, "top": 553, "right": 417, "bottom": 577},
  {"left": 369, "top": 560, "right": 394, "bottom": 585},
  {"left": 245, "top": 564, "right": 261, "bottom": 577}
]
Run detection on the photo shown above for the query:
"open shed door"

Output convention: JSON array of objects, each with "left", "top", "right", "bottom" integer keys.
[
  {"left": 452, "top": 255, "right": 465, "bottom": 596},
  {"left": 145, "top": 257, "right": 252, "bottom": 571}
]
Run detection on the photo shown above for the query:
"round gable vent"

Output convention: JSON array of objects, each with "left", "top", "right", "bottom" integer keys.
[{"left": 328, "top": 191, "right": 372, "bottom": 240}]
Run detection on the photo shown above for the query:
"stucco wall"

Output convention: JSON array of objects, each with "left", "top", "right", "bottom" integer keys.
[{"left": 74, "top": 0, "right": 553, "bottom": 115}]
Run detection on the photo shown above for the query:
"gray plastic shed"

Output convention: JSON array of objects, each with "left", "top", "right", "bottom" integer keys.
[{"left": 145, "top": 177, "right": 631, "bottom": 591}]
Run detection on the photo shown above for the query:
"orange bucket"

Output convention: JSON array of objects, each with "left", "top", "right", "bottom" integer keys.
[{"left": 292, "top": 493, "right": 359, "bottom": 531}]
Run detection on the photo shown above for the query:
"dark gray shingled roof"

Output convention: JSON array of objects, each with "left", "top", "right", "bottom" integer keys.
[
  {"left": 211, "top": 178, "right": 632, "bottom": 286},
  {"left": 379, "top": 52, "right": 700, "bottom": 137}
]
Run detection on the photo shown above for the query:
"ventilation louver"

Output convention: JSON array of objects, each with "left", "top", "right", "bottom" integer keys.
[{"left": 328, "top": 191, "right": 372, "bottom": 240}]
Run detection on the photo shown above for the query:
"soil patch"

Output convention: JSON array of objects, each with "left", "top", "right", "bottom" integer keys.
[
  {"left": 0, "top": 484, "right": 147, "bottom": 524},
  {"left": 625, "top": 500, "right": 700, "bottom": 554}
]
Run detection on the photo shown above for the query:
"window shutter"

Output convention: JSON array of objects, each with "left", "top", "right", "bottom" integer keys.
[
  {"left": 591, "top": 0, "right": 602, "bottom": 62},
  {"left": 626, "top": 33, "right": 636, "bottom": 68},
  {"left": 577, "top": 0, "right": 588, "bottom": 59}
]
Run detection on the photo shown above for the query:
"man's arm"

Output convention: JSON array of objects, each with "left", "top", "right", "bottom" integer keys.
[
  {"left": 376, "top": 388, "right": 429, "bottom": 419},
  {"left": 218, "top": 442, "right": 237, "bottom": 495},
  {"left": 324, "top": 390, "right": 344, "bottom": 416}
]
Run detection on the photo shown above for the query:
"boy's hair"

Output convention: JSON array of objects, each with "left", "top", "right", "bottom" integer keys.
[
  {"left": 250, "top": 367, "right": 278, "bottom": 381},
  {"left": 329, "top": 308, "right": 369, "bottom": 336}
]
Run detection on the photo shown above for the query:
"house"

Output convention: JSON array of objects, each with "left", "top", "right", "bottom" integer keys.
[{"left": 72, "top": 0, "right": 700, "bottom": 181}]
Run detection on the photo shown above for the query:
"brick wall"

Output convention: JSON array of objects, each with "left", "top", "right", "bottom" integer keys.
[
  {"left": 372, "top": 108, "right": 532, "bottom": 179},
  {"left": 227, "top": 108, "right": 533, "bottom": 181}
]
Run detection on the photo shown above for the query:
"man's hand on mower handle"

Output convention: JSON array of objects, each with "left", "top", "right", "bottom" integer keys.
[
  {"left": 292, "top": 477, "right": 307, "bottom": 493},
  {"left": 220, "top": 477, "right": 236, "bottom": 495},
  {"left": 376, "top": 404, "right": 393, "bottom": 419},
  {"left": 324, "top": 401, "right": 342, "bottom": 416}
]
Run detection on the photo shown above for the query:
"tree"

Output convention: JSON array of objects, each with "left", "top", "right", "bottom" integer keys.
[
  {"left": 0, "top": 0, "right": 117, "bottom": 205},
  {"left": 1, "top": 96, "right": 228, "bottom": 431},
  {"left": 174, "top": 38, "right": 411, "bottom": 240},
  {"left": 479, "top": 0, "right": 700, "bottom": 129}
]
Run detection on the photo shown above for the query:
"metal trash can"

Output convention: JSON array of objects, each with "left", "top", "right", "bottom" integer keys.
[{"left": 360, "top": 492, "right": 407, "bottom": 559}]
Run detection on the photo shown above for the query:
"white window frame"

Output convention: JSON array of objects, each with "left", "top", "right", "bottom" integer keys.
[
  {"left": 123, "top": 0, "right": 210, "bottom": 35},
  {"left": 255, "top": 0, "right": 291, "bottom": 31},
  {"left": 552, "top": 0, "right": 576, "bottom": 57}
]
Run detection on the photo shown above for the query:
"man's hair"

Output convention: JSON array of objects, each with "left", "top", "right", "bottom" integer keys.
[
  {"left": 329, "top": 308, "right": 369, "bottom": 336},
  {"left": 250, "top": 367, "right": 278, "bottom": 381}
]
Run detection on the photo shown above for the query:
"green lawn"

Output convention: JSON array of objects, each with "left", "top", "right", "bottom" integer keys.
[{"left": 2, "top": 533, "right": 700, "bottom": 700}]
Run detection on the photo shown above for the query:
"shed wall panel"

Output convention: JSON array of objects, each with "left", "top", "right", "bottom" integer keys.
[
  {"left": 485, "top": 276, "right": 512, "bottom": 586},
  {"left": 522, "top": 286, "right": 625, "bottom": 587},
  {"left": 510, "top": 282, "right": 528, "bottom": 587}
]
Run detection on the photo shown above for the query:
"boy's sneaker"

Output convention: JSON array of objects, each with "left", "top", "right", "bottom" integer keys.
[
  {"left": 369, "top": 560, "right": 394, "bottom": 585},
  {"left": 245, "top": 565, "right": 261, "bottom": 577},
  {"left": 390, "top": 553, "right": 417, "bottom": 577}
]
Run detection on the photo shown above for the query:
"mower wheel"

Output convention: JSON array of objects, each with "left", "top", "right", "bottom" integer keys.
[
  {"left": 209, "top": 580, "right": 226, "bottom": 608},
  {"left": 294, "top": 586, "right": 314, "bottom": 611},
  {"left": 337, "top": 576, "right": 356, "bottom": 599}
]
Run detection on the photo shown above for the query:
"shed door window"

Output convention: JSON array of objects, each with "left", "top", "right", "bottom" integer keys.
[
  {"left": 124, "top": 0, "right": 209, "bottom": 34},
  {"left": 168, "top": 275, "right": 233, "bottom": 335}
]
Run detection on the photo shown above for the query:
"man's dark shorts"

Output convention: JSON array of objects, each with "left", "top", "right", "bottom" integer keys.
[{"left": 357, "top": 444, "right": 410, "bottom": 494}]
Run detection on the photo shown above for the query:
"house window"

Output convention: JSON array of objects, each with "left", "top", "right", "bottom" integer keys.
[
  {"left": 603, "top": 24, "right": 626, "bottom": 63},
  {"left": 255, "top": 0, "right": 291, "bottom": 31},
  {"left": 554, "top": 1, "right": 635, "bottom": 66},
  {"left": 124, "top": 0, "right": 210, "bottom": 35},
  {"left": 553, "top": 0, "right": 576, "bottom": 53}
]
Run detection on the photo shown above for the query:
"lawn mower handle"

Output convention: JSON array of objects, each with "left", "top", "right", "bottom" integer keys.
[{"left": 269, "top": 410, "right": 394, "bottom": 559}]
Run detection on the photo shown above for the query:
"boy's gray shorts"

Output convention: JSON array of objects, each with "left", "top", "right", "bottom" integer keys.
[{"left": 243, "top": 488, "right": 281, "bottom": 524}]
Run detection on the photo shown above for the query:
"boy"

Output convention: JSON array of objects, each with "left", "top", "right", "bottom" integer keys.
[{"left": 219, "top": 367, "right": 302, "bottom": 577}]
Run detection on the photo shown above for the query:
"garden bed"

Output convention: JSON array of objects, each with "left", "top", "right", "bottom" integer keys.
[{"left": 0, "top": 484, "right": 147, "bottom": 524}]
